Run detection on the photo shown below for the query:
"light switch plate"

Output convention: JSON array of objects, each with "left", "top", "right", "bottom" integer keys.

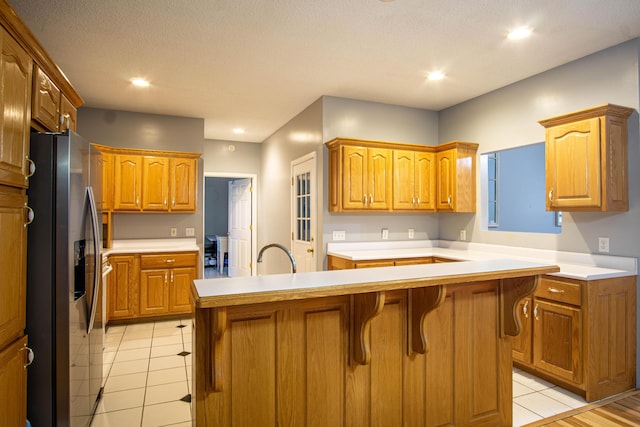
[
  {"left": 186, "top": 227, "right": 195, "bottom": 237},
  {"left": 170, "top": 227, "right": 177, "bottom": 237},
  {"left": 598, "top": 237, "right": 610, "bottom": 253},
  {"left": 333, "top": 230, "right": 346, "bottom": 241},
  {"left": 381, "top": 228, "right": 389, "bottom": 240}
]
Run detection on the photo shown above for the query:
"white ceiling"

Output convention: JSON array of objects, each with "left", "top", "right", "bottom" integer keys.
[{"left": 10, "top": 0, "right": 640, "bottom": 143}]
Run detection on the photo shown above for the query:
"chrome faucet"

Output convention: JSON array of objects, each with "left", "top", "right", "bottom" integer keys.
[{"left": 257, "top": 243, "right": 297, "bottom": 273}]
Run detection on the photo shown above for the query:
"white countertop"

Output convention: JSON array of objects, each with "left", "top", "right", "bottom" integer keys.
[
  {"left": 327, "top": 240, "right": 637, "bottom": 281},
  {"left": 105, "top": 238, "right": 199, "bottom": 255},
  {"left": 193, "top": 258, "right": 559, "bottom": 308}
]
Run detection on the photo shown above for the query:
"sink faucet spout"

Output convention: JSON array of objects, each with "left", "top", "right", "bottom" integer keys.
[{"left": 257, "top": 243, "right": 297, "bottom": 273}]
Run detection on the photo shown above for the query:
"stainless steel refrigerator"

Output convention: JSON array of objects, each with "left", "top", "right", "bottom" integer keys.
[{"left": 26, "top": 130, "right": 104, "bottom": 427}]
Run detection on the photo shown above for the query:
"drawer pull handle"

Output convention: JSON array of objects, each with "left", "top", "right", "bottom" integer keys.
[
  {"left": 522, "top": 300, "right": 529, "bottom": 318},
  {"left": 533, "top": 304, "right": 539, "bottom": 320},
  {"left": 164, "top": 259, "right": 176, "bottom": 263},
  {"left": 547, "top": 287, "right": 565, "bottom": 294},
  {"left": 24, "top": 345, "right": 35, "bottom": 368}
]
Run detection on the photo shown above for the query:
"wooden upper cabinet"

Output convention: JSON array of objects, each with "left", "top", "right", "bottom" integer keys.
[
  {"left": 327, "top": 138, "right": 476, "bottom": 213},
  {"left": 113, "top": 154, "right": 143, "bottom": 211},
  {"left": 393, "top": 149, "right": 435, "bottom": 211},
  {"left": 539, "top": 104, "right": 634, "bottom": 212},
  {"left": 170, "top": 157, "right": 197, "bottom": 211},
  {"left": 59, "top": 94, "right": 77, "bottom": 132},
  {"left": 96, "top": 145, "right": 199, "bottom": 213},
  {"left": 435, "top": 142, "right": 478, "bottom": 212},
  {"left": 142, "top": 156, "right": 170, "bottom": 211},
  {"left": 0, "top": 27, "right": 32, "bottom": 189},
  {"left": 32, "top": 65, "right": 61, "bottom": 132}
]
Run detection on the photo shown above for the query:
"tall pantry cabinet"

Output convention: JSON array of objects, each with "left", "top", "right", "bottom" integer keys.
[{"left": 0, "top": 1, "right": 84, "bottom": 425}]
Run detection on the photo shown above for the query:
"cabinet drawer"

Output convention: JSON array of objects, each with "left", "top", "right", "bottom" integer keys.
[
  {"left": 536, "top": 277, "right": 581, "bottom": 306},
  {"left": 140, "top": 252, "right": 196, "bottom": 269}
]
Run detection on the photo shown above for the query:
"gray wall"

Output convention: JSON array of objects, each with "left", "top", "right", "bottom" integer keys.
[
  {"left": 438, "top": 38, "right": 640, "bottom": 257},
  {"left": 203, "top": 139, "right": 261, "bottom": 174},
  {"left": 204, "top": 177, "right": 232, "bottom": 237},
  {"left": 77, "top": 107, "right": 205, "bottom": 244},
  {"left": 259, "top": 98, "right": 324, "bottom": 274}
]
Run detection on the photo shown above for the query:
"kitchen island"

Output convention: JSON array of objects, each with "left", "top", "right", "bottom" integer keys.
[{"left": 191, "top": 259, "right": 559, "bottom": 426}]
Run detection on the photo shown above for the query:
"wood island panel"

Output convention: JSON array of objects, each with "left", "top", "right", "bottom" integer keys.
[{"left": 192, "top": 262, "right": 558, "bottom": 426}]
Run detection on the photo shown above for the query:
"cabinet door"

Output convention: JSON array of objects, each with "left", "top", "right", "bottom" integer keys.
[
  {"left": 142, "top": 156, "right": 169, "bottom": 211},
  {"left": 0, "top": 335, "right": 28, "bottom": 427},
  {"left": 32, "top": 66, "right": 61, "bottom": 132},
  {"left": 0, "top": 28, "right": 32, "bottom": 189},
  {"left": 59, "top": 94, "right": 77, "bottom": 132},
  {"left": 108, "top": 255, "right": 136, "bottom": 319},
  {"left": 341, "top": 145, "right": 367, "bottom": 210},
  {"left": 0, "top": 190, "right": 27, "bottom": 349},
  {"left": 436, "top": 149, "right": 456, "bottom": 211},
  {"left": 393, "top": 150, "right": 415, "bottom": 210},
  {"left": 533, "top": 298, "right": 582, "bottom": 384},
  {"left": 546, "top": 118, "right": 601, "bottom": 210},
  {"left": 368, "top": 148, "right": 391, "bottom": 210},
  {"left": 169, "top": 267, "right": 195, "bottom": 313},
  {"left": 512, "top": 297, "right": 533, "bottom": 364},
  {"left": 113, "top": 155, "right": 142, "bottom": 211},
  {"left": 101, "top": 153, "right": 113, "bottom": 211},
  {"left": 140, "top": 269, "right": 169, "bottom": 316},
  {"left": 414, "top": 151, "right": 436, "bottom": 210},
  {"left": 170, "top": 158, "right": 197, "bottom": 211}
]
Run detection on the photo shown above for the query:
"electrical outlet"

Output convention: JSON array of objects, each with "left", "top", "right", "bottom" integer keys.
[
  {"left": 408, "top": 228, "right": 414, "bottom": 239},
  {"left": 332, "top": 230, "right": 346, "bottom": 241},
  {"left": 381, "top": 228, "right": 389, "bottom": 240},
  {"left": 459, "top": 229, "right": 467, "bottom": 241},
  {"left": 598, "top": 237, "right": 610, "bottom": 253},
  {"left": 170, "top": 227, "right": 177, "bottom": 237},
  {"left": 186, "top": 227, "right": 195, "bottom": 237}
]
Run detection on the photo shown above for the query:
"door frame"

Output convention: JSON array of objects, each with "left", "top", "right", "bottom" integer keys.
[{"left": 202, "top": 172, "right": 258, "bottom": 277}]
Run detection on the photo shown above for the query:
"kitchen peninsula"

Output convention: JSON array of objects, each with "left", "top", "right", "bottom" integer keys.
[{"left": 191, "top": 259, "right": 559, "bottom": 426}]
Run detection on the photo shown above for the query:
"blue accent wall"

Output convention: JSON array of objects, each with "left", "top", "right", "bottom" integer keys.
[{"left": 493, "top": 143, "right": 561, "bottom": 234}]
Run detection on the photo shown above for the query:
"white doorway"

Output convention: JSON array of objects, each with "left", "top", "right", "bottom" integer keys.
[
  {"left": 291, "top": 153, "right": 316, "bottom": 273},
  {"left": 203, "top": 173, "right": 257, "bottom": 278}
]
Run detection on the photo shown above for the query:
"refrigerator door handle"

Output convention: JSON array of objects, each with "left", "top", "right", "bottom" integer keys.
[{"left": 86, "top": 186, "right": 101, "bottom": 334}]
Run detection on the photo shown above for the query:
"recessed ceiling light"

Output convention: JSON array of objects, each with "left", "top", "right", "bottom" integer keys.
[
  {"left": 131, "top": 78, "right": 150, "bottom": 87},
  {"left": 233, "top": 128, "right": 245, "bottom": 134},
  {"left": 507, "top": 27, "right": 533, "bottom": 40},
  {"left": 427, "top": 71, "right": 445, "bottom": 81}
]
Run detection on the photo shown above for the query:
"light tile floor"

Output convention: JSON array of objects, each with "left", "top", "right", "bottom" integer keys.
[
  {"left": 93, "top": 319, "right": 588, "bottom": 427},
  {"left": 92, "top": 318, "right": 193, "bottom": 427}
]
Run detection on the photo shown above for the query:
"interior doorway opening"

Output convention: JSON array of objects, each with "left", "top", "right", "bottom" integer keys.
[{"left": 203, "top": 173, "right": 257, "bottom": 279}]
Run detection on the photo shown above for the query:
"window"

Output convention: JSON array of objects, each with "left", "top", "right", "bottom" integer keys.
[
  {"left": 487, "top": 152, "right": 498, "bottom": 227},
  {"left": 295, "top": 171, "right": 311, "bottom": 242}
]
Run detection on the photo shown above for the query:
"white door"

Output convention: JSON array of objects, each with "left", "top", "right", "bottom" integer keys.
[
  {"left": 291, "top": 153, "right": 316, "bottom": 273},
  {"left": 228, "top": 178, "right": 252, "bottom": 277}
]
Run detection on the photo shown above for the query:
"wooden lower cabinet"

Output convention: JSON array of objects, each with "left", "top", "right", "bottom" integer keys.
[
  {"left": 108, "top": 251, "right": 197, "bottom": 322},
  {"left": 0, "top": 335, "right": 28, "bottom": 427},
  {"left": 194, "top": 283, "right": 512, "bottom": 426},
  {"left": 513, "top": 275, "right": 636, "bottom": 401}
]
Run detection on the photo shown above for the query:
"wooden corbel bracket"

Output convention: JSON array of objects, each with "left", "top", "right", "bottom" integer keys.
[
  {"left": 500, "top": 276, "right": 538, "bottom": 337},
  {"left": 407, "top": 285, "right": 446, "bottom": 356},
  {"left": 350, "top": 291, "right": 385, "bottom": 365}
]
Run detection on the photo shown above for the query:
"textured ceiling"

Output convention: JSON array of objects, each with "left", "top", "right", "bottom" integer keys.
[{"left": 10, "top": 0, "right": 640, "bottom": 142}]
